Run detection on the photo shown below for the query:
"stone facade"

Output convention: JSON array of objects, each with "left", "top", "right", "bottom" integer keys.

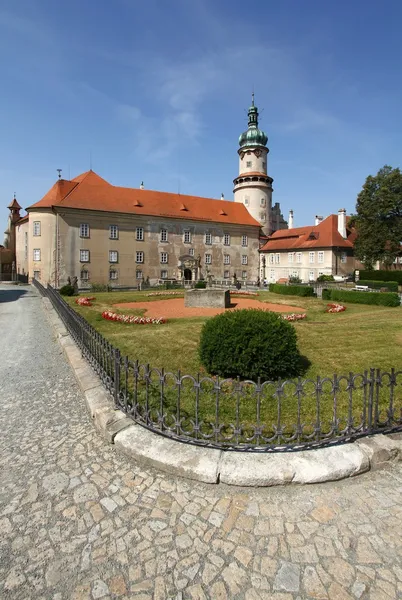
[{"left": 25, "top": 207, "right": 260, "bottom": 287}]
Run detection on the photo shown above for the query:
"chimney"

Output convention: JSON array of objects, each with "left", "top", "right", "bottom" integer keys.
[
  {"left": 220, "top": 193, "right": 224, "bottom": 200},
  {"left": 288, "top": 209, "right": 294, "bottom": 229},
  {"left": 315, "top": 215, "right": 323, "bottom": 226},
  {"left": 338, "top": 208, "right": 347, "bottom": 238},
  {"left": 140, "top": 181, "right": 144, "bottom": 190}
]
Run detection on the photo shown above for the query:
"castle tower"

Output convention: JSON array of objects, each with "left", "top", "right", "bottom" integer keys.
[{"left": 233, "top": 94, "right": 273, "bottom": 235}]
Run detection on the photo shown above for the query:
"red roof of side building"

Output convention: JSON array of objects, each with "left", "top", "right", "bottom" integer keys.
[
  {"left": 27, "top": 170, "right": 261, "bottom": 227},
  {"left": 17, "top": 214, "right": 29, "bottom": 223},
  {"left": 260, "top": 214, "right": 356, "bottom": 251}
]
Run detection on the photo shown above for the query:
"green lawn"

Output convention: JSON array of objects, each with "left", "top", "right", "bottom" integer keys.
[{"left": 65, "top": 290, "right": 402, "bottom": 444}]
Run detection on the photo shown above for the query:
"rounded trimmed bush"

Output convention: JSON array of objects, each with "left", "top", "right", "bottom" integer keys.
[
  {"left": 198, "top": 309, "right": 303, "bottom": 381},
  {"left": 195, "top": 281, "right": 207, "bottom": 289},
  {"left": 59, "top": 284, "right": 75, "bottom": 296}
]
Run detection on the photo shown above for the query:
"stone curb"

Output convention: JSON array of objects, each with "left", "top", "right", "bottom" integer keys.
[{"left": 40, "top": 293, "right": 402, "bottom": 486}]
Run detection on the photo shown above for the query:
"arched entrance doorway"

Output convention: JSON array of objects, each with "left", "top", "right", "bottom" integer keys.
[{"left": 184, "top": 268, "right": 192, "bottom": 281}]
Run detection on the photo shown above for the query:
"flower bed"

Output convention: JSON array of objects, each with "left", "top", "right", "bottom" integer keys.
[
  {"left": 230, "top": 290, "right": 258, "bottom": 296},
  {"left": 102, "top": 310, "right": 167, "bottom": 325},
  {"left": 282, "top": 313, "right": 306, "bottom": 322},
  {"left": 75, "top": 296, "right": 95, "bottom": 306},
  {"left": 146, "top": 291, "right": 183, "bottom": 297},
  {"left": 326, "top": 303, "right": 346, "bottom": 313}
]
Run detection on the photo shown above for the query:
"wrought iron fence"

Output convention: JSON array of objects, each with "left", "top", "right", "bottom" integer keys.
[{"left": 33, "top": 279, "right": 402, "bottom": 452}]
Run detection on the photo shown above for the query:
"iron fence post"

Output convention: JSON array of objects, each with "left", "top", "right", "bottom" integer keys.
[{"left": 114, "top": 348, "right": 121, "bottom": 407}]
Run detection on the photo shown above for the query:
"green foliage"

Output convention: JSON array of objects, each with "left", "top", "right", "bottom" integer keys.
[
  {"left": 165, "top": 281, "right": 183, "bottom": 290},
  {"left": 199, "top": 309, "right": 303, "bottom": 381},
  {"left": 322, "top": 289, "right": 332, "bottom": 300},
  {"left": 317, "top": 274, "right": 335, "bottom": 282},
  {"left": 59, "top": 284, "right": 75, "bottom": 296},
  {"left": 269, "top": 283, "right": 315, "bottom": 297},
  {"left": 194, "top": 281, "right": 207, "bottom": 289},
  {"left": 288, "top": 275, "right": 302, "bottom": 284},
  {"left": 358, "top": 270, "right": 402, "bottom": 285},
  {"left": 90, "top": 282, "right": 110, "bottom": 292},
  {"left": 358, "top": 280, "right": 398, "bottom": 292},
  {"left": 351, "top": 165, "right": 402, "bottom": 269},
  {"left": 325, "top": 289, "right": 400, "bottom": 307}
]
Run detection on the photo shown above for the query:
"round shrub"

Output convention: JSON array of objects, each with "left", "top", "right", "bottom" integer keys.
[
  {"left": 195, "top": 281, "right": 207, "bottom": 289},
  {"left": 59, "top": 284, "right": 75, "bottom": 296},
  {"left": 199, "top": 309, "right": 303, "bottom": 381}
]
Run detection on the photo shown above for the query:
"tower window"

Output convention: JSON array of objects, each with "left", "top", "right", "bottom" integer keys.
[
  {"left": 244, "top": 197, "right": 249, "bottom": 206},
  {"left": 246, "top": 161, "right": 252, "bottom": 168},
  {"left": 33, "top": 221, "right": 41, "bottom": 236},
  {"left": 260, "top": 198, "right": 265, "bottom": 207},
  {"left": 33, "top": 249, "right": 41, "bottom": 261},
  {"left": 262, "top": 162, "right": 266, "bottom": 169},
  {"left": 260, "top": 212, "right": 266, "bottom": 221}
]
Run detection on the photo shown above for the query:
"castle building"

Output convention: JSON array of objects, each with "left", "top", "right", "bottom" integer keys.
[{"left": 3, "top": 97, "right": 288, "bottom": 286}]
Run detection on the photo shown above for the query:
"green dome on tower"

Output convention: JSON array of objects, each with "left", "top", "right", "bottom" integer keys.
[{"left": 238, "top": 94, "right": 268, "bottom": 148}]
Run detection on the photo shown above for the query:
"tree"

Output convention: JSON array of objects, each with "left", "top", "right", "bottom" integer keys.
[{"left": 351, "top": 166, "right": 402, "bottom": 269}]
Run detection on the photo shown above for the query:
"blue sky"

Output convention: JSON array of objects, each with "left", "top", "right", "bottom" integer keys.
[{"left": 1, "top": 0, "right": 402, "bottom": 231}]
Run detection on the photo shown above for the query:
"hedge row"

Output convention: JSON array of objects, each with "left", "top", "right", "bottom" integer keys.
[
  {"left": 269, "top": 284, "right": 315, "bottom": 297},
  {"left": 323, "top": 289, "right": 400, "bottom": 307},
  {"left": 358, "top": 280, "right": 399, "bottom": 292},
  {"left": 357, "top": 270, "right": 402, "bottom": 284}
]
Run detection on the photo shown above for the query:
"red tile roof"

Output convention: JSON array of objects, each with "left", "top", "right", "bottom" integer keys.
[
  {"left": 17, "top": 214, "right": 29, "bottom": 223},
  {"left": 260, "top": 215, "right": 356, "bottom": 251},
  {"left": 8, "top": 198, "right": 22, "bottom": 209},
  {"left": 27, "top": 170, "right": 260, "bottom": 227}
]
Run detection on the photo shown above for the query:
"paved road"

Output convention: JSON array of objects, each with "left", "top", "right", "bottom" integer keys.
[{"left": 1, "top": 284, "right": 402, "bottom": 600}]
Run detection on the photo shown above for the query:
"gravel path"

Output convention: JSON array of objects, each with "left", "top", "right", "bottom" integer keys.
[
  {"left": 1, "top": 284, "right": 402, "bottom": 600},
  {"left": 113, "top": 297, "right": 305, "bottom": 319}
]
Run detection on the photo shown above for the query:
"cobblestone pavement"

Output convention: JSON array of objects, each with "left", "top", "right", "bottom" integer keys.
[{"left": 1, "top": 284, "right": 402, "bottom": 600}]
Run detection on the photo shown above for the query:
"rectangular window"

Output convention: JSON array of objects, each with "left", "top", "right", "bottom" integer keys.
[
  {"left": 33, "top": 270, "right": 40, "bottom": 280},
  {"left": 136, "top": 227, "right": 144, "bottom": 241},
  {"left": 224, "top": 270, "right": 230, "bottom": 279},
  {"left": 275, "top": 253, "right": 280, "bottom": 264},
  {"left": 309, "top": 252, "right": 315, "bottom": 264},
  {"left": 109, "top": 225, "right": 119, "bottom": 239},
  {"left": 269, "top": 254, "right": 274, "bottom": 264},
  {"left": 24, "top": 232, "right": 28, "bottom": 260},
  {"left": 241, "top": 235, "right": 248, "bottom": 247},
  {"left": 246, "top": 161, "right": 252, "bottom": 167},
  {"left": 80, "top": 249, "right": 90, "bottom": 263},
  {"left": 109, "top": 269, "right": 118, "bottom": 280},
  {"left": 244, "top": 197, "right": 249, "bottom": 206},
  {"left": 309, "top": 271, "right": 315, "bottom": 281},
  {"left": 80, "top": 223, "right": 90, "bottom": 238},
  {"left": 33, "top": 221, "right": 41, "bottom": 236},
  {"left": 183, "top": 230, "right": 191, "bottom": 243},
  {"left": 318, "top": 251, "right": 324, "bottom": 264},
  {"left": 241, "top": 255, "right": 248, "bottom": 265},
  {"left": 80, "top": 269, "right": 89, "bottom": 281},
  {"left": 205, "top": 254, "right": 212, "bottom": 265},
  {"left": 136, "top": 270, "right": 143, "bottom": 279},
  {"left": 109, "top": 250, "right": 118, "bottom": 263},
  {"left": 288, "top": 253, "right": 294, "bottom": 264},
  {"left": 224, "top": 233, "right": 230, "bottom": 246},
  {"left": 160, "top": 252, "right": 168, "bottom": 264},
  {"left": 205, "top": 232, "right": 212, "bottom": 245},
  {"left": 161, "top": 270, "right": 168, "bottom": 279},
  {"left": 33, "top": 249, "right": 41, "bottom": 261},
  {"left": 136, "top": 251, "right": 144, "bottom": 263},
  {"left": 224, "top": 254, "right": 230, "bottom": 265},
  {"left": 260, "top": 198, "right": 265, "bottom": 207},
  {"left": 160, "top": 228, "right": 168, "bottom": 242},
  {"left": 296, "top": 252, "right": 302, "bottom": 264},
  {"left": 341, "top": 252, "right": 347, "bottom": 263},
  {"left": 242, "top": 271, "right": 247, "bottom": 279},
  {"left": 188, "top": 248, "right": 195, "bottom": 256}
]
